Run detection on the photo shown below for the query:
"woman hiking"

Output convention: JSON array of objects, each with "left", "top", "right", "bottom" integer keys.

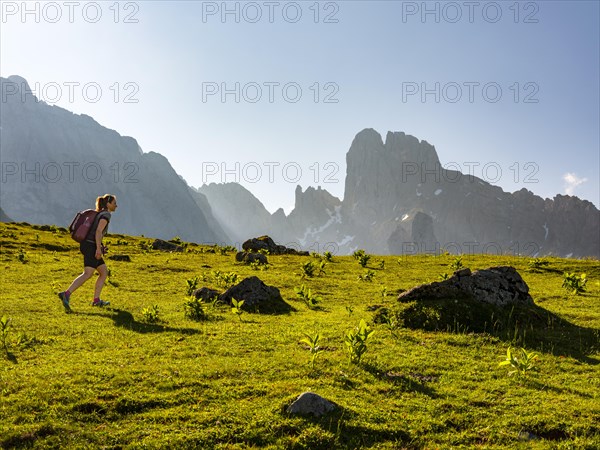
[{"left": 58, "top": 194, "right": 118, "bottom": 312}]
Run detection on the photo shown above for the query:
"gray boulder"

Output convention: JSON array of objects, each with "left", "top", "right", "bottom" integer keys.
[
  {"left": 235, "top": 251, "right": 268, "bottom": 265},
  {"left": 108, "top": 254, "right": 131, "bottom": 262},
  {"left": 219, "top": 276, "right": 292, "bottom": 314},
  {"left": 192, "top": 287, "right": 220, "bottom": 301},
  {"left": 242, "top": 236, "right": 309, "bottom": 256},
  {"left": 287, "top": 392, "right": 336, "bottom": 417},
  {"left": 152, "top": 239, "right": 184, "bottom": 252},
  {"left": 398, "top": 266, "right": 533, "bottom": 307}
]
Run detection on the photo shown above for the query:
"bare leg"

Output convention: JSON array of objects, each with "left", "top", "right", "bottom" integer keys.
[
  {"left": 94, "top": 264, "right": 108, "bottom": 299},
  {"left": 67, "top": 267, "right": 96, "bottom": 293}
]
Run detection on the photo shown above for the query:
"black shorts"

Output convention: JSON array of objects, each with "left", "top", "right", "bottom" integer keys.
[{"left": 80, "top": 241, "right": 105, "bottom": 268}]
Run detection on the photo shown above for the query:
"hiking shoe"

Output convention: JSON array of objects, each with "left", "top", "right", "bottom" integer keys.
[
  {"left": 58, "top": 292, "right": 72, "bottom": 313},
  {"left": 92, "top": 299, "right": 110, "bottom": 307}
]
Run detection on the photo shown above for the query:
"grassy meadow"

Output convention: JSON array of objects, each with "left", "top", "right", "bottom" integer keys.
[{"left": 1, "top": 221, "right": 599, "bottom": 449}]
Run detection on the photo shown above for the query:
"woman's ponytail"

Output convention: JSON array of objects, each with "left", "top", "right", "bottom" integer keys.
[{"left": 96, "top": 194, "right": 115, "bottom": 211}]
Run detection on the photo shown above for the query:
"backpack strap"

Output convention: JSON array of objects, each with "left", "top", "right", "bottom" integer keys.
[{"left": 85, "top": 211, "right": 111, "bottom": 242}]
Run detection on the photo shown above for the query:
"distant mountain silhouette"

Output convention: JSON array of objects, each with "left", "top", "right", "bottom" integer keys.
[
  {"left": 0, "top": 207, "right": 13, "bottom": 222},
  {"left": 199, "top": 129, "right": 599, "bottom": 258},
  {"left": 2, "top": 76, "right": 597, "bottom": 256},
  {"left": 0, "top": 76, "right": 228, "bottom": 244},
  {"left": 340, "top": 129, "right": 599, "bottom": 257}
]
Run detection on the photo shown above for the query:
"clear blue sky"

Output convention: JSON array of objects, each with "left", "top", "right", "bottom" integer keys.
[{"left": 2, "top": 1, "right": 598, "bottom": 212}]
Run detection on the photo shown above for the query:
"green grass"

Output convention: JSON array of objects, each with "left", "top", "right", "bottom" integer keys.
[{"left": 1, "top": 221, "right": 599, "bottom": 448}]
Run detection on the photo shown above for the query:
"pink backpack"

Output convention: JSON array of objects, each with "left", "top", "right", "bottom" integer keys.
[{"left": 69, "top": 209, "right": 98, "bottom": 242}]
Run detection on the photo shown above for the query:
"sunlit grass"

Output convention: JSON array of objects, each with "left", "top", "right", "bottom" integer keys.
[{"left": 1, "top": 221, "right": 599, "bottom": 448}]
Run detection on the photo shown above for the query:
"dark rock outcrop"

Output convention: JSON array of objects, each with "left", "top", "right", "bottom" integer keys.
[
  {"left": 380, "top": 266, "right": 539, "bottom": 332},
  {"left": 192, "top": 287, "right": 220, "bottom": 302},
  {"left": 152, "top": 239, "right": 184, "bottom": 252},
  {"left": 398, "top": 266, "right": 533, "bottom": 307},
  {"left": 242, "top": 236, "right": 309, "bottom": 256},
  {"left": 108, "top": 254, "right": 131, "bottom": 262},
  {"left": 219, "top": 276, "right": 292, "bottom": 314},
  {"left": 235, "top": 251, "right": 268, "bottom": 265}
]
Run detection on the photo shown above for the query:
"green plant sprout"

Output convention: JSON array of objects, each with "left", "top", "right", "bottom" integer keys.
[
  {"left": 184, "top": 296, "right": 206, "bottom": 321},
  {"left": 562, "top": 272, "right": 587, "bottom": 295},
  {"left": 294, "top": 285, "right": 321, "bottom": 309},
  {"left": 449, "top": 256, "right": 464, "bottom": 271},
  {"left": 186, "top": 276, "right": 200, "bottom": 296},
  {"left": 357, "top": 270, "right": 375, "bottom": 282},
  {"left": 300, "top": 332, "right": 324, "bottom": 370},
  {"left": 300, "top": 261, "right": 316, "bottom": 278},
  {"left": 1, "top": 316, "right": 12, "bottom": 356},
  {"left": 141, "top": 305, "right": 161, "bottom": 324},
  {"left": 498, "top": 347, "right": 539, "bottom": 377},
  {"left": 231, "top": 298, "right": 245, "bottom": 321},
  {"left": 345, "top": 319, "right": 375, "bottom": 364}
]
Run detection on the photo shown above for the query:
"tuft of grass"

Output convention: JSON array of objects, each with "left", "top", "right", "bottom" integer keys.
[
  {"left": 185, "top": 275, "right": 200, "bottom": 295},
  {"left": 344, "top": 319, "right": 375, "bottom": 364},
  {"left": 294, "top": 284, "right": 321, "bottom": 310},
  {"left": 562, "top": 272, "right": 587, "bottom": 295},
  {"left": 141, "top": 304, "right": 161, "bottom": 323},
  {"left": 498, "top": 346, "right": 539, "bottom": 377},
  {"left": 300, "top": 332, "right": 325, "bottom": 370},
  {"left": 231, "top": 298, "right": 245, "bottom": 321},
  {"left": 183, "top": 296, "right": 207, "bottom": 321},
  {"left": 449, "top": 255, "right": 464, "bottom": 271},
  {"left": 1, "top": 315, "right": 12, "bottom": 356}
]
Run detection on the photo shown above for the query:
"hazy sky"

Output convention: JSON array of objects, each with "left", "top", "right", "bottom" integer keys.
[{"left": 1, "top": 1, "right": 599, "bottom": 213}]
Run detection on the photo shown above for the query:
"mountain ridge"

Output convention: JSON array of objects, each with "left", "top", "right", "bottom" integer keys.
[
  {"left": 2, "top": 76, "right": 597, "bottom": 257},
  {"left": 0, "top": 75, "right": 229, "bottom": 244}
]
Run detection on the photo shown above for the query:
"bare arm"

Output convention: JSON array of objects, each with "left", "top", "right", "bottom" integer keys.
[{"left": 95, "top": 218, "right": 108, "bottom": 259}]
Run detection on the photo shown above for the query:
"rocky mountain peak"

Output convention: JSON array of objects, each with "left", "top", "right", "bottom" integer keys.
[
  {"left": 6, "top": 75, "right": 31, "bottom": 93},
  {"left": 288, "top": 185, "right": 341, "bottom": 225},
  {"left": 384, "top": 131, "right": 440, "bottom": 168},
  {"left": 1, "top": 76, "right": 228, "bottom": 244}
]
